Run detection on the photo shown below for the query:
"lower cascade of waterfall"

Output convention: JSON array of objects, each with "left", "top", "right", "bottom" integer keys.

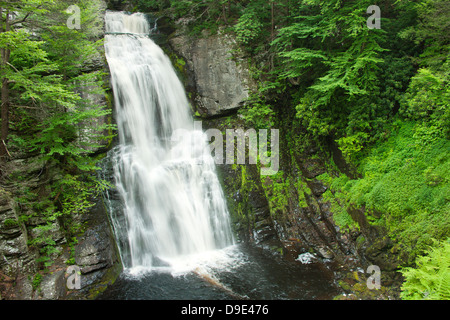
[{"left": 104, "top": 11, "right": 234, "bottom": 275}]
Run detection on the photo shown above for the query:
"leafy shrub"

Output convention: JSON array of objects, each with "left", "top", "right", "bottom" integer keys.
[
  {"left": 322, "top": 121, "right": 449, "bottom": 257},
  {"left": 400, "top": 68, "right": 450, "bottom": 138},
  {"left": 400, "top": 239, "right": 450, "bottom": 300},
  {"left": 32, "top": 273, "right": 43, "bottom": 291},
  {"left": 238, "top": 95, "right": 275, "bottom": 129},
  {"left": 234, "top": 9, "right": 263, "bottom": 47}
]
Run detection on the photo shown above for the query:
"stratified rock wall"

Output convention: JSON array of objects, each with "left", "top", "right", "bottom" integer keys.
[
  {"left": 0, "top": 0, "right": 122, "bottom": 300},
  {"left": 170, "top": 29, "right": 255, "bottom": 117},
  {"left": 168, "top": 23, "right": 402, "bottom": 299}
]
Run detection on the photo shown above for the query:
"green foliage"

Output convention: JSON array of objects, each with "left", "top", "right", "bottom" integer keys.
[
  {"left": 29, "top": 0, "right": 105, "bottom": 79},
  {"left": 32, "top": 273, "right": 43, "bottom": 291},
  {"left": 270, "top": 0, "right": 388, "bottom": 139},
  {"left": 135, "top": 0, "right": 170, "bottom": 12},
  {"left": 401, "top": 239, "right": 450, "bottom": 300},
  {"left": 238, "top": 94, "right": 275, "bottom": 129},
  {"left": 1, "top": 30, "right": 69, "bottom": 110},
  {"left": 143, "top": 0, "right": 235, "bottom": 36},
  {"left": 321, "top": 186, "right": 358, "bottom": 232},
  {"left": 1, "top": 0, "right": 116, "bottom": 270},
  {"left": 324, "top": 121, "right": 450, "bottom": 257},
  {"left": 65, "top": 236, "right": 78, "bottom": 265},
  {"left": 398, "top": 0, "right": 449, "bottom": 70},
  {"left": 400, "top": 68, "right": 449, "bottom": 138},
  {"left": 336, "top": 132, "right": 369, "bottom": 164},
  {"left": 234, "top": 7, "right": 264, "bottom": 48},
  {"left": 398, "top": 0, "right": 450, "bottom": 140},
  {"left": 261, "top": 171, "right": 290, "bottom": 216},
  {"left": 3, "top": 218, "right": 18, "bottom": 228}
]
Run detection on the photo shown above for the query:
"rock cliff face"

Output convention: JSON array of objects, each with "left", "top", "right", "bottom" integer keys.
[
  {"left": 168, "top": 27, "right": 351, "bottom": 260},
  {"left": 0, "top": 7, "right": 401, "bottom": 300},
  {"left": 168, "top": 23, "right": 402, "bottom": 299},
  {"left": 170, "top": 29, "right": 254, "bottom": 117},
  {"left": 0, "top": 0, "right": 122, "bottom": 300},
  {"left": 0, "top": 158, "right": 121, "bottom": 300}
]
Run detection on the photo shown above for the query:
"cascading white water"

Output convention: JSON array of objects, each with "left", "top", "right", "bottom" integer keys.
[{"left": 104, "top": 11, "right": 234, "bottom": 273}]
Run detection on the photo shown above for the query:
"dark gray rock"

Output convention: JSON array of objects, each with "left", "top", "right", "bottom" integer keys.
[
  {"left": 75, "top": 222, "right": 117, "bottom": 275},
  {"left": 0, "top": 192, "right": 36, "bottom": 279},
  {"left": 170, "top": 29, "right": 255, "bottom": 117},
  {"left": 39, "top": 270, "right": 67, "bottom": 300}
]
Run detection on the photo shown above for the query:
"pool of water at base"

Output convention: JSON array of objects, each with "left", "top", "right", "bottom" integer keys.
[{"left": 98, "top": 244, "right": 342, "bottom": 300}]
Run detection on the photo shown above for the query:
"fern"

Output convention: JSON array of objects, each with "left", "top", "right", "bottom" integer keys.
[{"left": 401, "top": 239, "right": 450, "bottom": 300}]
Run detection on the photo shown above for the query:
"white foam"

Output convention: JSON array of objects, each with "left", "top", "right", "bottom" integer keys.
[{"left": 296, "top": 252, "right": 316, "bottom": 264}]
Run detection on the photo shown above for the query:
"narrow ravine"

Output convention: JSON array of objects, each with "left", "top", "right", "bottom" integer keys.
[{"left": 100, "top": 11, "right": 341, "bottom": 300}]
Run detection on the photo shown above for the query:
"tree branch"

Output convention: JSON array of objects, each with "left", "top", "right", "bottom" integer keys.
[
  {"left": 9, "top": 7, "right": 39, "bottom": 26},
  {"left": 1, "top": 140, "right": 11, "bottom": 158},
  {"left": 6, "top": 62, "right": 18, "bottom": 73},
  {"left": 12, "top": 104, "right": 39, "bottom": 110}
]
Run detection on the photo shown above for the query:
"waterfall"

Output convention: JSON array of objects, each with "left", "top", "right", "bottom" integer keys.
[{"left": 104, "top": 11, "right": 234, "bottom": 273}]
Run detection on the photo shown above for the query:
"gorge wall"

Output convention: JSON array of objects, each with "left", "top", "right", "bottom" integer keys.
[
  {"left": 167, "top": 19, "right": 403, "bottom": 299},
  {"left": 0, "top": 0, "right": 122, "bottom": 300},
  {"left": 0, "top": 4, "right": 403, "bottom": 300}
]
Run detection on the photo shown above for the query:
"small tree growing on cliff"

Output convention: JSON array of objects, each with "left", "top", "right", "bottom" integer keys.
[
  {"left": 0, "top": 0, "right": 56, "bottom": 160},
  {"left": 1, "top": 0, "right": 115, "bottom": 269}
]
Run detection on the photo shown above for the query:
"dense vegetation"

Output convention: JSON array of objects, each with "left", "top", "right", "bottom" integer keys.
[
  {"left": 1, "top": 0, "right": 448, "bottom": 300},
  {"left": 1, "top": 0, "right": 114, "bottom": 269},
  {"left": 134, "top": 0, "right": 449, "bottom": 299}
]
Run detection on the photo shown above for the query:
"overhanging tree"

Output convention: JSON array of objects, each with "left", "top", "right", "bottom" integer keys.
[
  {"left": 0, "top": 0, "right": 54, "bottom": 160},
  {"left": 1, "top": 0, "right": 114, "bottom": 267}
]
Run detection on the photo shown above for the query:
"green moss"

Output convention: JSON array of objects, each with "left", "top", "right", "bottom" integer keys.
[
  {"left": 164, "top": 48, "right": 188, "bottom": 82},
  {"left": 32, "top": 273, "right": 42, "bottom": 291},
  {"left": 261, "top": 171, "right": 290, "bottom": 217},
  {"left": 3, "top": 218, "right": 19, "bottom": 228},
  {"left": 219, "top": 162, "right": 258, "bottom": 238},
  {"left": 319, "top": 120, "right": 450, "bottom": 259},
  {"left": 296, "top": 178, "right": 311, "bottom": 208},
  {"left": 322, "top": 189, "right": 359, "bottom": 232},
  {"left": 103, "top": 92, "right": 117, "bottom": 150},
  {"left": 87, "top": 262, "right": 122, "bottom": 300}
]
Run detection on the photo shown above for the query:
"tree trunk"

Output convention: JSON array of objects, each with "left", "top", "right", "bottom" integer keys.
[
  {"left": 271, "top": 1, "right": 275, "bottom": 41},
  {"left": 270, "top": 1, "right": 275, "bottom": 71},
  {"left": 0, "top": 77, "right": 9, "bottom": 158},
  {"left": 0, "top": 8, "right": 11, "bottom": 159}
]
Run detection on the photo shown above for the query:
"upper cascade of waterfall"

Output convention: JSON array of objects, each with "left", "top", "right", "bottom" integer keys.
[
  {"left": 105, "top": 11, "right": 192, "bottom": 150},
  {"left": 104, "top": 11, "right": 234, "bottom": 274},
  {"left": 105, "top": 11, "right": 150, "bottom": 34}
]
